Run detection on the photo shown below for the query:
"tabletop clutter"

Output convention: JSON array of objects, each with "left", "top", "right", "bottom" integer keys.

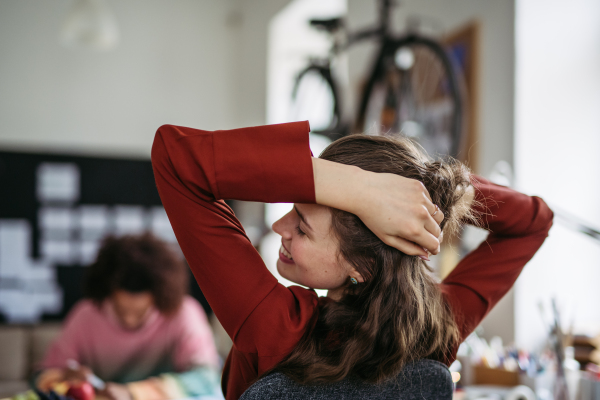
[
  {"left": 452, "top": 328, "right": 600, "bottom": 400},
  {"left": 5, "top": 297, "right": 598, "bottom": 400}
]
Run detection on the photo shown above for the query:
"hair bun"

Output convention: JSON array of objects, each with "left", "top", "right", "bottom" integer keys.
[{"left": 422, "top": 158, "right": 474, "bottom": 237}]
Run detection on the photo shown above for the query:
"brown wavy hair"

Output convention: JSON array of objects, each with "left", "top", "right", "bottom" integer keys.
[
  {"left": 275, "top": 134, "right": 477, "bottom": 384},
  {"left": 84, "top": 233, "right": 188, "bottom": 316}
]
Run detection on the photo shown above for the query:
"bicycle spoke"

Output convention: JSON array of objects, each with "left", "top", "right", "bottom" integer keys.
[{"left": 358, "top": 38, "right": 462, "bottom": 159}]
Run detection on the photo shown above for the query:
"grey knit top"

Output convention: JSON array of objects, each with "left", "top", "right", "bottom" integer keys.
[{"left": 239, "top": 359, "right": 453, "bottom": 399}]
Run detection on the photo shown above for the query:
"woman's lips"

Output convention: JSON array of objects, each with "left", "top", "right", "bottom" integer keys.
[{"left": 279, "top": 244, "right": 295, "bottom": 264}]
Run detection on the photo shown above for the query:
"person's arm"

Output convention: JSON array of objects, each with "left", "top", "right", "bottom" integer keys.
[
  {"left": 313, "top": 158, "right": 443, "bottom": 256},
  {"left": 151, "top": 122, "right": 443, "bottom": 348},
  {"left": 151, "top": 122, "right": 315, "bottom": 344},
  {"left": 35, "top": 303, "right": 91, "bottom": 391},
  {"left": 441, "top": 176, "right": 554, "bottom": 353}
]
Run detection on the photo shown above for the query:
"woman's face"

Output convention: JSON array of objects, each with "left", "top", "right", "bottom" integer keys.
[
  {"left": 272, "top": 203, "right": 361, "bottom": 298},
  {"left": 110, "top": 290, "right": 154, "bottom": 330}
]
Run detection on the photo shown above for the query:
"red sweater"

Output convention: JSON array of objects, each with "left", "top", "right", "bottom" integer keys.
[{"left": 151, "top": 121, "right": 553, "bottom": 400}]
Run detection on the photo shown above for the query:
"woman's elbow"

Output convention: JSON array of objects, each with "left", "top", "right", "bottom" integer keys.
[
  {"left": 151, "top": 125, "right": 175, "bottom": 167},
  {"left": 533, "top": 196, "right": 554, "bottom": 236}
]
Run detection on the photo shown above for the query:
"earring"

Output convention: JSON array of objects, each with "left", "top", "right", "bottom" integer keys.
[{"left": 350, "top": 277, "right": 358, "bottom": 285}]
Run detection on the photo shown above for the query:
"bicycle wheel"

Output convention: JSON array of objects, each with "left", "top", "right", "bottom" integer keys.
[
  {"left": 289, "top": 64, "right": 342, "bottom": 139},
  {"left": 356, "top": 35, "right": 463, "bottom": 159}
]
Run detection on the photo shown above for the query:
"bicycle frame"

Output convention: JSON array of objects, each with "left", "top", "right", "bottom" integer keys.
[
  {"left": 332, "top": 0, "right": 395, "bottom": 54},
  {"left": 294, "top": 0, "right": 463, "bottom": 157}
]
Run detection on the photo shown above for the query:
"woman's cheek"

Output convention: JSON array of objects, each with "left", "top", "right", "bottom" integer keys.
[{"left": 291, "top": 242, "right": 305, "bottom": 263}]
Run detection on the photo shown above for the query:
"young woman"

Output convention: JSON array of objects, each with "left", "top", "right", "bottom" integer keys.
[
  {"left": 151, "top": 121, "right": 553, "bottom": 399},
  {"left": 37, "top": 233, "right": 221, "bottom": 400}
]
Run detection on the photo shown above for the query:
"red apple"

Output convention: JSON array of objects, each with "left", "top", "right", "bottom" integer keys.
[{"left": 66, "top": 382, "right": 95, "bottom": 400}]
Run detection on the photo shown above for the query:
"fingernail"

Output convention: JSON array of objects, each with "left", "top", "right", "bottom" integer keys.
[{"left": 418, "top": 255, "right": 430, "bottom": 261}]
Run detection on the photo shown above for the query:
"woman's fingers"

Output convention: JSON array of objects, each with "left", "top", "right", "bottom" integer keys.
[
  {"left": 420, "top": 183, "right": 444, "bottom": 225},
  {"left": 415, "top": 230, "right": 441, "bottom": 255},
  {"left": 385, "top": 236, "right": 441, "bottom": 259},
  {"left": 423, "top": 214, "right": 442, "bottom": 238},
  {"left": 419, "top": 181, "right": 433, "bottom": 202},
  {"left": 423, "top": 199, "right": 444, "bottom": 224},
  {"left": 385, "top": 236, "right": 429, "bottom": 257},
  {"left": 432, "top": 206, "right": 444, "bottom": 225}
]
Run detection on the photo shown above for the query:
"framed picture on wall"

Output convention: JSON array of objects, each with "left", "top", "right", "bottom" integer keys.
[{"left": 444, "top": 21, "right": 480, "bottom": 174}]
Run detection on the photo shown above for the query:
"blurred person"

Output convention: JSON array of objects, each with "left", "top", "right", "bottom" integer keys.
[
  {"left": 36, "top": 233, "right": 221, "bottom": 400},
  {"left": 151, "top": 122, "right": 553, "bottom": 399}
]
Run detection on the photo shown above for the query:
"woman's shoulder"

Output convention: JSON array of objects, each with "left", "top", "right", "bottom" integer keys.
[
  {"left": 176, "top": 296, "right": 208, "bottom": 317},
  {"left": 59, "top": 299, "right": 106, "bottom": 333},
  {"left": 167, "top": 296, "right": 213, "bottom": 330},
  {"left": 66, "top": 299, "right": 103, "bottom": 320}
]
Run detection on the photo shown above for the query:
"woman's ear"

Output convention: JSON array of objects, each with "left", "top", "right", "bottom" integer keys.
[{"left": 348, "top": 268, "right": 365, "bottom": 283}]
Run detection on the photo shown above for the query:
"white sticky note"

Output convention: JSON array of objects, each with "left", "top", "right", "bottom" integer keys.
[
  {"left": 36, "top": 163, "right": 80, "bottom": 203},
  {"left": 150, "top": 207, "right": 176, "bottom": 242},
  {"left": 0, "top": 220, "right": 31, "bottom": 278},
  {"left": 79, "top": 205, "right": 109, "bottom": 237},
  {"left": 78, "top": 240, "right": 101, "bottom": 266},
  {"left": 114, "top": 205, "right": 145, "bottom": 236},
  {"left": 39, "top": 207, "right": 76, "bottom": 231},
  {"left": 40, "top": 239, "right": 74, "bottom": 265}
]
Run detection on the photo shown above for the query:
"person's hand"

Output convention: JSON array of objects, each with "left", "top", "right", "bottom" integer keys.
[
  {"left": 99, "top": 383, "right": 133, "bottom": 400},
  {"left": 63, "top": 363, "right": 93, "bottom": 382},
  {"left": 312, "top": 157, "right": 443, "bottom": 256},
  {"left": 36, "top": 365, "right": 92, "bottom": 391},
  {"left": 36, "top": 368, "right": 65, "bottom": 392},
  {"left": 354, "top": 171, "right": 444, "bottom": 257}
]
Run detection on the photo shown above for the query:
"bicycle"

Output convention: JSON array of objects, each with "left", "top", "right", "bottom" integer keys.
[{"left": 289, "top": 0, "right": 464, "bottom": 159}]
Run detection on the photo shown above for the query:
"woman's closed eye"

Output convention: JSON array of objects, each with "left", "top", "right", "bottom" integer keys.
[{"left": 295, "top": 224, "right": 306, "bottom": 236}]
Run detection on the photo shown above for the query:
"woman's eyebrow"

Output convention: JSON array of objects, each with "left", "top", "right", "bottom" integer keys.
[{"left": 294, "top": 205, "right": 313, "bottom": 231}]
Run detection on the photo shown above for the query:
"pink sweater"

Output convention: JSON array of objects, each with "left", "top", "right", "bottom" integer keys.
[{"left": 41, "top": 296, "right": 219, "bottom": 383}]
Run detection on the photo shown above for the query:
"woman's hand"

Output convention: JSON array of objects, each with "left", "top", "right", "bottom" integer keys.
[
  {"left": 354, "top": 171, "right": 444, "bottom": 256},
  {"left": 313, "top": 158, "right": 443, "bottom": 256}
]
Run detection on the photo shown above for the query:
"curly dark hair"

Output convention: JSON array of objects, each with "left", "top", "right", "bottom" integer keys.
[{"left": 84, "top": 233, "right": 189, "bottom": 316}]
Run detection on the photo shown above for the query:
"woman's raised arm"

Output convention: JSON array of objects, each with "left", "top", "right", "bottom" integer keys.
[
  {"left": 441, "top": 176, "right": 554, "bottom": 357},
  {"left": 151, "top": 122, "right": 316, "bottom": 341},
  {"left": 312, "top": 157, "right": 443, "bottom": 256}
]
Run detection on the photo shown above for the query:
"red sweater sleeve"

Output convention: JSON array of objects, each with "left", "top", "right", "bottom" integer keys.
[
  {"left": 441, "top": 176, "right": 554, "bottom": 355},
  {"left": 151, "top": 122, "right": 318, "bottom": 349}
]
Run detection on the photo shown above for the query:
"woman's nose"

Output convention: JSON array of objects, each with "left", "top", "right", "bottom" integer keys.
[{"left": 272, "top": 210, "right": 294, "bottom": 239}]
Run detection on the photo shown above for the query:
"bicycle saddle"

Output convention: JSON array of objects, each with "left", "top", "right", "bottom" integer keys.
[{"left": 309, "top": 17, "right": 344, "bottom": 32}]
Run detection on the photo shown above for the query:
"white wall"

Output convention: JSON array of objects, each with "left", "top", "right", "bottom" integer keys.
[
  {"left": 514, "top": 0, "right": 600, "bottom": 349},
  {"left": 0, "top": 0, "right": 240, "bottom": 158},
  {"left": 229, "top": 0, "right": 290, "bottom": 128}
]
